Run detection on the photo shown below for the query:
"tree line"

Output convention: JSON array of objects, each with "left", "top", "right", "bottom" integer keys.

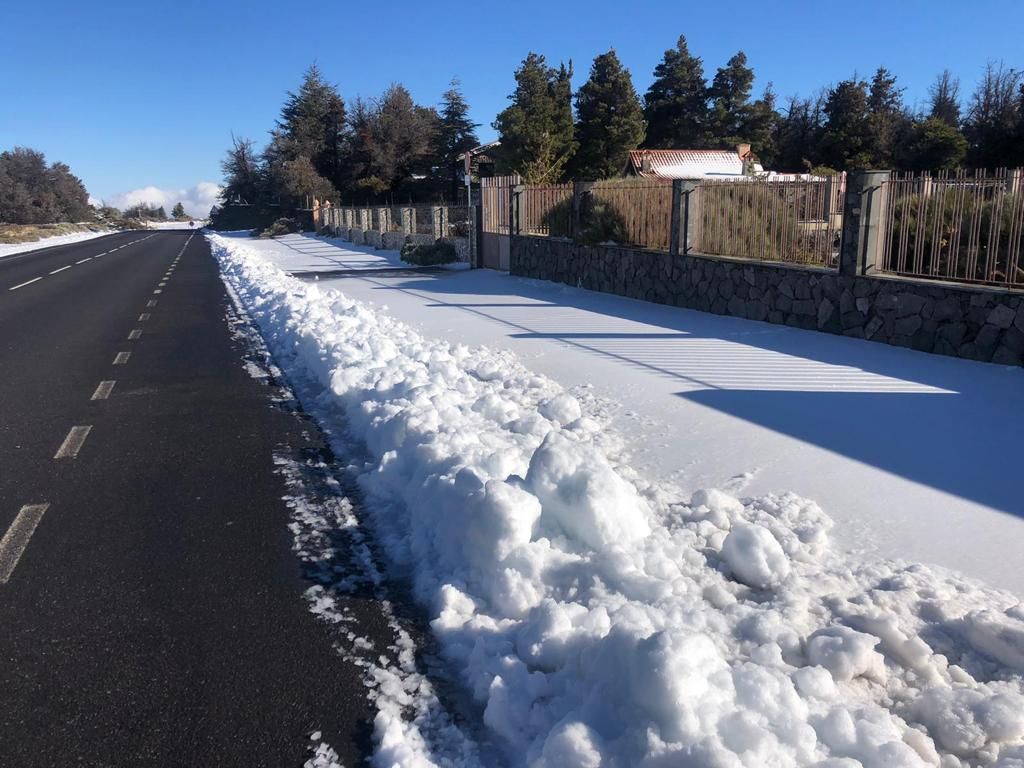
[
  {"left": 218, "top": 63, "right": 481, "bottom": 218},
  {"left": 0, "top": 147, "right": 92, "bottom": 224},
  {"left": 218, "top": 41, "right": 1024, "bottom": 215},
  {"left": 0, "top": 146, "right": 194, "bottom": 226}
]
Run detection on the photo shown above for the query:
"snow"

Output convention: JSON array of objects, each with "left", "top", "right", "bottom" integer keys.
[
  {"left": 0, "top": 228, "right": 114, "bottom": 259},
  {"left": 210, "top": 231, "right": 1024, "bottom": 767},
  {"left": 232, "top": 233, "right": 1024, "bottom": 598},
  {"left": 144, "top": 220, "right": 207, "bottom": 230}
]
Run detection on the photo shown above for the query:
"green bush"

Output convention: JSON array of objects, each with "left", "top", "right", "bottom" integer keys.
[
  {"left": 258, "top": 217, "right": 303, "bottom": 239},
  {"left": 886, "top": 189, "right": 1022, "bottom": 282},
  {"left": 401, "top": 238, "right": 458, "bottom": 265}
]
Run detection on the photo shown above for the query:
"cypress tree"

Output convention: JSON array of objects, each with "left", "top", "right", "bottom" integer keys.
[
  {"left": 643, "top": 35, "right": 710, "bottom": 148},
  {"left": 493, "top": 52, "right": 577, "bottom": 183},
  {"left": 571, "top": 49, "right": 646, "bottom": 180}
]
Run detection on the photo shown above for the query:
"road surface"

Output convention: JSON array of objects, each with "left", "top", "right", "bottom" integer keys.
[{"left": 0, "top": 231, "right": 376, "bottom": 766}]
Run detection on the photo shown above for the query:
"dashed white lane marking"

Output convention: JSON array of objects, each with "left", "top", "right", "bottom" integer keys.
[
  {"left": 128, "top": 329, "right": 142, "bottom": 340},
  {"left": 158, "top": 281, "right": 166, "bottom": 287},
  {"left": 54, "top": 426, "right": 92, "bottom": 459},
  {"left": 49, "top": 265, "right": 72, "bottom": 275},
  {"left": 91, "top": 380, "right": 116, "bottom": 400},
  {"left": 113, "top": 351, "right": 131, "bottom": 365},
  {"left": 0, "top": 504, "right": 50, "bottom": 584},
  {"left": 147, "top": 300, "right": 158, "bottom": 307},
  {"left": 8, "top": 277, "right": 43, "bottom": 291},
  {"left": 76, "top": 258, "right": 92, "bottom": 264},
  {"left": 138, "top": 313, "right": 150, "bottom": 321},
  {"left": 153, "top": 289, "right": 162, "bottom": 294}
]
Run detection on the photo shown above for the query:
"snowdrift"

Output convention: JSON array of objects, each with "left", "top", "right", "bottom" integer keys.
[{"left": 210, "top": 233, "right": 1024, "bottom": 768}]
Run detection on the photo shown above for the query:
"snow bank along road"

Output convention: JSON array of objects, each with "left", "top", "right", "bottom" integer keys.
[
  {"left": 211, "top": 231, "right": 1024, "bottom": 768},
  {"left": 0, "top": 231, "right": 384, "bottom": 766}
]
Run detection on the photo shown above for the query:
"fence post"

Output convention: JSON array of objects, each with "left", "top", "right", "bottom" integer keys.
[
  {"left": 572, "top": 181, "right": 594, "bottom": 243},
  {"left": 511, "top": 184, "right": 524, "bottom": 236},
  {"left": 1009, "top": 169, "right": 1023, "bottom": 196},
  {"left": 670, "top": 180, "right": 698, "bottom": 256},
  {"left": 839, "top": 170, "right": 890, "bottom": 276},
  {"left": 375, "top": 207, "right": 388, "bottom": 233},
  {"left": 399, "top": 207, "right": 413, "bottom": 234}
]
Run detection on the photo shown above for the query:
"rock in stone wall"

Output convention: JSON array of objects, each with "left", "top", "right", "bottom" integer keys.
[{"left": 510, "top": 236, "right": 1024, "bottom": 366}]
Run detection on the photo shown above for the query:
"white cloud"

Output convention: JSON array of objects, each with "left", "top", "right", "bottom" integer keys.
[{"left": 103, "top": 181, "right": 223, "bottom": 217}]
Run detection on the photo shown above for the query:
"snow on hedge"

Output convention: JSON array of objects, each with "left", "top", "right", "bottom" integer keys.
[{"left": 210, "top": 233, "right": 1024, "bottom": 768}]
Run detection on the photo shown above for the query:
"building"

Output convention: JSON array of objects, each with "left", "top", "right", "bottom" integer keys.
[{"left": 626, "top": 144, "right": 763, "bottom": 180}]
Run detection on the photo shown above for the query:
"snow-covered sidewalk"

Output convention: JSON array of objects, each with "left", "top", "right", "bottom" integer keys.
[
  {"left": 211, "top": 231, "right": 1024, "bottom": 768},
  {"left": 237, "top": 232, "right": 1024, "bottom": 597},
  {"left": 0, "top": 227, "right": 115, "bottom": 259}
]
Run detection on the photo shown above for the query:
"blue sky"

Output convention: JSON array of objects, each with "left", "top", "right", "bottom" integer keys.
[{"left": 1, "top": 0, "right": 1021, "bottom": 213}]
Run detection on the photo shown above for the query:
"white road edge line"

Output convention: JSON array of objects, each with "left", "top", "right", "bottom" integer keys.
[
  {"left": 8, "top": 277, "right": 43, "bottom": 291},
  {"left": 49, "top": 265, "right": 72, "bottom": 275},
  {"left": 128, "top": 329, "right": 142, "bottom": 340},
  {"left": 91, "top": 381, "right": 116, "bottom": 400},
  {"left": 0, "top": 504, "right": 50, "bottom": 584},
  {"left": 113, "top": 351, "right": 131, "bottom": 365},
  {"left": 54, "top": 426, "right": 92, "bottom": 459}
]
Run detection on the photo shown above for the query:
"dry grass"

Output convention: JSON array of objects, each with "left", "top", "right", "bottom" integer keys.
[{"left": 0, "top": 222, "right": 111, "bottom": 244}]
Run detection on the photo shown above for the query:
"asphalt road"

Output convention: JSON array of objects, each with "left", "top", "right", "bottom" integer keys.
[{"left": 0, "top": 231, "right": 377, "bottom": 766}]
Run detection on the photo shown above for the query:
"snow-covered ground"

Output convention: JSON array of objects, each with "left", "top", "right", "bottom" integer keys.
[
  {"left": 238, "top": 233, "right": 1024, "bottom": 598},
  {"left": 0, "top": 227, "right": 115, "bottom": 259},
  {"left": 210, "top": 231, "right": 1024, "bottom": 768}
]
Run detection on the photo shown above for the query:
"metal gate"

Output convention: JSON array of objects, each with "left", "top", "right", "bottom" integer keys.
[{"left": 480, "top": 175, "right": 519, "bottom": 270}]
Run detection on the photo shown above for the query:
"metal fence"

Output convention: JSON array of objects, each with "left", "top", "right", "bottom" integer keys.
[
  {"left": 482, "top": 176, "right": 519, "bottom": 234},
  {"left": 879, "top": 169, "right": 1024, "bottom": 287},
  {"left": 690, "top": 175, "right": 846, "bottom": 267},
  {"left": 521, "top": 184, "right": 573, "bottom": 237},
  {"left": 586, "top": 179, "right": 674, "bottom": 252}
]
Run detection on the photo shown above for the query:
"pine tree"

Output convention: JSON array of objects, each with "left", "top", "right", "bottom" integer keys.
[
  {"left": 708, "top": 51, "right": 755, "bottom": 146},
  {"left": 929, "top": 70, "right": 961, "bottom": 127},
  {"left": 742, "top": 85, "right": 779, "bottom": 166},
  {"left": 220, "top": 136, "right": 264, "bottom": 206},
  {"left": 775, "top": 93, "right": 826, "bottom": 171},
  {"left": 172, "top": 202, "right": 186, "bottom": 219},
  {"left": 273, "top": 63, "right": 347, "bottom": 192},
  {"left": 819, "top": 79, "right": 873, "bottom": 169},
  {"left": 866, "top": 67, "right": 908, "bottom": 167},
  {"left": 434, "top": 79, "right": 480, "bottom": 200},
  {"left": 894, "top": 117, "right": 968, "bottom": 171},
  {"left": 570, "top": 49, "right": 646, "bottom": 180},
  {"left": 0, "top": 147, "right": 91, "bottom": 224},
  {"left": 964, "top": 61, "right": 1022, "bottom": 168},
  {"left": 642, "top": 35, "right": 709, "bottom": 148},
  {"left": 493, "top": 52, "right": 577, "bottom": 183}
]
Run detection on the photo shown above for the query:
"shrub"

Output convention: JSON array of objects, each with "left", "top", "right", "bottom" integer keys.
[
  {"left": 258, "top": 217, "right": 303, "bottom": 239},
  {"left": 401, "top": 238, "right": 458, "bottom": 265}
]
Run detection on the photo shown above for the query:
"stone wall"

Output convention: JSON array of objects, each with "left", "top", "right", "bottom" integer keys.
[
  {"left": 511, "top": 236, "right": 1024, "bottom": 366},
  {"left": 382, "top": 231, "right": 406, "bottom": 251}
]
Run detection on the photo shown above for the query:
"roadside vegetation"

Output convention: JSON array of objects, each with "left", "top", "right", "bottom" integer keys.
[{"left": 214, "top": 46, "right": 1024, "bottom": 231}]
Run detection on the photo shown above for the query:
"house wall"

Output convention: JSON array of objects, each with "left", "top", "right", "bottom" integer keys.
[{"left": 510, "top": 235, "right": 1024, "bottom": 365}]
